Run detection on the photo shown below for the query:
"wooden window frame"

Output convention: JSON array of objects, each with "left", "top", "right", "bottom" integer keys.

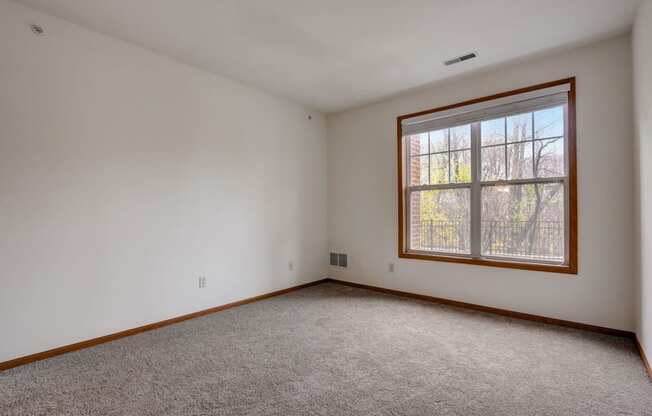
[{"left": 397, "top": 78, "right": 578, "bottom": 274}]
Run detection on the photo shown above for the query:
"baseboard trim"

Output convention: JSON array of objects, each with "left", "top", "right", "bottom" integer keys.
[
  {"left": 324, "top": 278, "right": 652, "bottom": 381},
  {"left": 634, "top": 335, "right": 652, "bottom": 382},
  {"left": 324, "top": 278, "right": 634, "bottom": 338},
  {"left": 0, "top": 279, "right": 328, "bottom": 372},
  {"left": 3, "top": 277, "right": 650, "bottom": 383}
]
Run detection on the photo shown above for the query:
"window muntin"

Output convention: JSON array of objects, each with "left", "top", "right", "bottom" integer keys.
[
  {"left": 400, "top": 80, "right": 575, "bottom": 272},
  {"left": 407, "top": 125, "right": 473, "bottom": 187}
]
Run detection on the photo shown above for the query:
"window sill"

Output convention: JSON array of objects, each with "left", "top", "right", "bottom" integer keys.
[{"left": 398, "top": 251, "right": 577, "bottom": 274}]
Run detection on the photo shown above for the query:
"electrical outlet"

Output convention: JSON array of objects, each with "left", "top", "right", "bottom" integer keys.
[
  {"left": 288, "top": 261, "right": 294, "bottom": 271},
  {"left": 198, "top": 276, "right": 207, "bottom": 289},
  {"left": 388, "top": 263, "right": 395, "bottom": 273}
]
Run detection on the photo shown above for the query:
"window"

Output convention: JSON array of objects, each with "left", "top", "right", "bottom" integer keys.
[{"left": 397, "top": 78, "right": 577, "bottom": 273}]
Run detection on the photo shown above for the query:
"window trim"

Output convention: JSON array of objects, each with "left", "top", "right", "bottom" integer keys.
[{"left": 397, "top": 78, "right": 577, "bottom": 274}]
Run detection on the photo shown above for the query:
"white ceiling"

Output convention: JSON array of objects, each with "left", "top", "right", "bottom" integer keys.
[{"left": 17, "top": 0, "right": 641, "bottom": 113}]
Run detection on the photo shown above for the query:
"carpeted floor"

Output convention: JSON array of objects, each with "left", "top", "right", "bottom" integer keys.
[{"left": 1, "top": 282, "right": 650, "bottom": 416}]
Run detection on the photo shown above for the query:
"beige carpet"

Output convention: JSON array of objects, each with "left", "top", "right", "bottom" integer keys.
[{"left": 1, "top": 282, "right": 650, "bottom": 415}]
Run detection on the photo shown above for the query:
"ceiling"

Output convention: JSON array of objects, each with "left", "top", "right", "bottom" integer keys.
[{"left": 17, "top": 0, "right": 641, "bottom": 113}]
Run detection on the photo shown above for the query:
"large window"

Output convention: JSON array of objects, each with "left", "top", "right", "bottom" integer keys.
[{"left": 397, "top": 78, "right": 577, "bottom": 273}]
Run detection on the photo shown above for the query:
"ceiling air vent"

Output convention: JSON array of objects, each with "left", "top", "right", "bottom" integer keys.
[{"left": 444, "top": 52, "right": 477, "bottom": 66}]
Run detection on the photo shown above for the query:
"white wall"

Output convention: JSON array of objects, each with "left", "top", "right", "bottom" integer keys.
[
  {"left": 328, "top": 35, "right": 635, "bottom": 331},
  {"left": 634, "top": 0, "right": 652, "bottom": 359},
  {"left": 0, "top": 0, "right": 328, "bottom": 362}
]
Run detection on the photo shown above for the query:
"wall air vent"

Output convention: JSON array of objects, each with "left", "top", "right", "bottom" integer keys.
[
  {"left": 338, "top": 254, "right": 348, "bottom": 268},
  {"left": 330, "top": 252, "right": 348, "bottom": 267},
  {"left": 444, "top": 52, "right": 477, "bottom": 66}
]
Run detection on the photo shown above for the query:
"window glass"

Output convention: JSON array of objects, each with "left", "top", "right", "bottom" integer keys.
[
  {"left": 481, "top": 146, "right": 506, "bottom": 181},
  {"left": 481, "top": 118, "right": 505, "bottom": 146},
  {"left": 430, "top": 153, "right": 449, "bottom": 184},
  {"left": 450, "top": 150, "right": 471, "bottom": 183},
  {"left": 534, "top": 106, "right": 564, "bottom": 139},
  {"left": 507, "top": 113, "right": 533, "bottom": 142},
  {"left": 450, "top": 125, "right": 471, "bottom": 150},
  {"left": 481, "top": 183, "right": 565, "bottom": 261},
  {"left": 410, "top": 155, "right": 429, "bottom": 186},
  {"left": 409, "top": 189, "right": 471, "bottom": 254},
  {"left": 535, "top": 137, "right": 565, "bottom": 178},
  {"left": 507, "top": 142, "right": 534, "bottom": 180},
  {"left": 429, "top": 129, "right": 449, "bottom": 153}
]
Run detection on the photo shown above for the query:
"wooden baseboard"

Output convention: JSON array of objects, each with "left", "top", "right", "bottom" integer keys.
[
  {"left": 324, "top": 278, "right": 652, "bottom": 381},
  {"left": 634, "top": 335, "right": 652, "bottom": 382},
  {"left": 3, "top": 276, "right": 650, "bottom": 383},
  {"left": 324, "top": 278, "right": 634, "bottom": 338},
  {"left": 0, "top": 279, "right": 328, "bottom": 372}
]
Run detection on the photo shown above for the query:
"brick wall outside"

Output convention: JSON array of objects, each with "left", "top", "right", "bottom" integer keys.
[{"left": 408, "top": 136, "right": 424, "bottom": 249}]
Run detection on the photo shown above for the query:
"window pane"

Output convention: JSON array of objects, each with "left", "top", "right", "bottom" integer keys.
[
  {"left": 481, "top": 183, "right": 565, "bottom": 261},
  {"left": 481, "top": 145, "right": 506, "bottom": 181},
  {"left": 430, "top": 153, "right": 449, "bottom": 184},
  {"left": 450, "top": 124, "right": 471, "bottom": 150},
  {"left": 410, "top": 133, "right": 430, "bottom": 155},
  {"left": 507, "top": 142, "right": 534, "bottom": 180},
  {"left": 429, "top": 129, "right": 448, "bottom": 153},
  {"left": 535, "top": 106, "right": 564, "bottom": 139},
  {"left": 507, "top": 113, "right": 533, "bottom": 142},
  {"left": 410, "top": 155, "right": 429, "bottom": 185},
  {"left": 535, "top": 137, "right": 565, "bottom": 178},
  {"left": 409, "top": 189, "right": 471, "bottom": 254},
  {"left": 481, "top": 118, "right": 505, "bottom": 146},
  {"left": 450, "top": 150, "right": 471, "bottom": 183}
]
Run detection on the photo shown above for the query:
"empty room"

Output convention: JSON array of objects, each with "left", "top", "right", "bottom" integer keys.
[{"left": 1, "top": 0, "right": 651, "bottom": 414}]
